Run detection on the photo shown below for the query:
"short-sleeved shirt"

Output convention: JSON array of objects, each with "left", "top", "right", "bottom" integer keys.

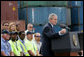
[
  {"left": 1, "top": 37, "right": 12, "bottom": 56},
  {"left": 24, "top": 39, "right": 38, "bottom": 55}
]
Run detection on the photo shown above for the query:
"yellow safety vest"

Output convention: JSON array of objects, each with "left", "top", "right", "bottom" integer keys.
[
  {"left": 24, "top": 40, "right": 38, "bottom": 56},
  {"left": 8, "top": 40, "right": 22, "bottom": 56},
  {"left": 18, "top": 40, "right": 29, "bottom": 56}
]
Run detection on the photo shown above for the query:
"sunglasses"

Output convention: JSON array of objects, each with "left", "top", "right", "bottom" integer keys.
[
  {"left": 4, "top": 25, "right": 9, "bottom": 26},
  {"left": 35, "top": 36, "right": 41, "bottom": 37}
]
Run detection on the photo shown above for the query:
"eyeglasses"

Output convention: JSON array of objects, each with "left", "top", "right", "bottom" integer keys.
[{"left": 4, "top": 25, "right": 9, "bottom": 26}]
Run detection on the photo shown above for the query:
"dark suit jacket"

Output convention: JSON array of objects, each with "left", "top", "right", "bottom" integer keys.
[{"left": 40, "top": 23, "right": 61, "bottom": 56}]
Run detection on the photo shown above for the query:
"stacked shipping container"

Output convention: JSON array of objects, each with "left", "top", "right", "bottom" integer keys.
[
  {"left": 1, "top": 1, "right": 26, "bottom": 31},
  {"left": 18, "top": 1, "right": 71, "bottom": 33},
  {"left": 71, "top": 1, "right": 83, "bottom": 31},
  {"left": 19, "top": 7, "right": 71, "bottom": 25},
  {"left": 68, "top": 1, "right": 81, "bottom": 7},
  {"left": 1, "top": 1, "right": 18, "bottom": 21},
  {"left": 19, "top": 1, "right": 68, "bottom": 8},
  {"left": 18, "top": 1, "right": 83, "bottom": 33}
]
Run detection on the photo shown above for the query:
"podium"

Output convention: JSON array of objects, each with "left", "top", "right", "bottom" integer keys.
[
  {"left": 77, "top": 32, "right": 83, "bottom": 50},
  {"left": 51, "top": 32, "right": 80, "bottom": 56},
  {"left": 77, "top": 32, "right": 83, "bottom": 56}
]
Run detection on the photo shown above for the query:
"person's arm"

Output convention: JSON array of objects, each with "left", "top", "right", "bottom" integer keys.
[
  {"left": 43, "top": 26, "right": 60, "bottom": 39},
  {"left": 36, "top": 50, "right": 42, "bottom": 56},
  {"left": 28, "top": 50, "right": 36, "bottom": 56},
  {"left": 10, "top": 51, "right": 14, "bottom": 56},
  {"left": 1, "top": 51, "right": 7, "bottom": 56},
  {"left": 36, "top": 50, "right": 39, "bottom": 56},
  {"left": 20, "top": 52, "right": 24, "bottom": 56},
  {"left": 1, "top": 42, "right": 7, "bottom": 56}
]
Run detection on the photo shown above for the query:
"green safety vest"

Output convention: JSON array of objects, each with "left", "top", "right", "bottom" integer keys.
[
  {"left": 18, "top": 40, "right": 29, "bottom": 56},
  {"left": 8, "top": 40, "right": 22, "bottom": 56},
  {"left": 24, "top": 40, "right": 38, "bottom": 56}
]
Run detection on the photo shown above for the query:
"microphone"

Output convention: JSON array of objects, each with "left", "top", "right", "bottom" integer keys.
[{"left": 60, "top": 24, "right": 71, "bottom": 31}]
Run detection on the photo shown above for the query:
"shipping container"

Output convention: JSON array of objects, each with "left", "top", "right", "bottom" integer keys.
[
  {"left": 79, "top": 7, "right": 83, "bottom": 25},
  {"left": 68, "top": 1, "right": 82, "bottom": 7},
  {"left": 18, "top": 8, "right": 26, "bottom": 20},
  {"left": 71, "top": 8, "right": 79, "bottom": 25},
  {"left": 18, "top": 7, "right": 71, "bottom": 26},
  {"left": 33, "top": 25, "right": 62, "bottom": 34},
  {"left": 18, "top": 1, "right": 21, "bottom": 8},
  {"left": 19, "top": 1, "right": 68, "bottom": 8},
  {"left": 18, "top": 1, "right": 83, "bottom": 8},
  {"left": 47, "top": 1, "right": 68, "bottom": 7},
  {"left": 34, "top": 26, "right": 43, "bottom": 34},
  {"left": 79, "top": 1, "right": 83, "bottom": 25},
  {"left": 71, "top": 4, "right": 83, "bottom": 25},
  {"left": 81, "top": 1, "right": 83, "bottom": 6},
  {"left": 1, "top": 1, "right": 18, "bottom": 21}
]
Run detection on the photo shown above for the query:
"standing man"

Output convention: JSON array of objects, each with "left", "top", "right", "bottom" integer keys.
[
  {"left": 1, "top": 30, "right": 14, "bottom": 56},
  {"left": 25, "top": 23, "right": 34, "bottom": 35},
  {"left": 40, "top": 13, "right": 67, "bottom": 56}
]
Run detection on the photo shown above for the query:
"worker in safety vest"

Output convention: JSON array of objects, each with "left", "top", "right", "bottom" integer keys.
[
  {"left": 24, "top": 31, "right": 42, "bottom": 56},
  {"left": 8, "top": 31, "right": 23, "bottom": 56},
  {"left": 18, "top": 31, "right": 29, "bottom": 56}
]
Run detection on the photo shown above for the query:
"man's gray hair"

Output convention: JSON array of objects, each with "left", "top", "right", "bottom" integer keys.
[
  {"left": 27, "top": 23, "right": 33, "bottom": 27},
  {"left": 48, "top": 13, "right": 57, "bottom": 20}
]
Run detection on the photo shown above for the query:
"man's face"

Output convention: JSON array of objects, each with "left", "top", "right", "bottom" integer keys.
[
  {"left": 20, "top": 34, "right": 25, "bottom": 40},
  {"left": 11, "top": 34, "right": 17, "bottom": 40},
  {"left": 27, "top": 26, "right": 33, "bottom": 31},
  {"left": 4, "top": 23, "right": 9, "bottom": 27},
  {"left": 3, "top": 23, "right": 9, "bottom": 30},
  {"left": 3, "top": 34, "right": 10, "bottom": 40},
  {"left": 50, "top": 16, "right": 57, "bottom": 25},
  {"left": 27, "top": 34, "right": 33, "bottom": 41},
  {"left": 35, "top": 37, "right": 41, "bottom": 42}
]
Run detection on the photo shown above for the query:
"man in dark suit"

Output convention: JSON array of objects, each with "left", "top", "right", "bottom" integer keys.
[{"left": 40, "top": 13, "right": 67, "bottom": 56}]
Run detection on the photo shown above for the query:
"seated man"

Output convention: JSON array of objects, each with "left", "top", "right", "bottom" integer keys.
[
  {"left": 1, "top": 30, "right": 14, "bottom": 56},
  {"left": 24, "top": 31, "right": 42, "bottom": 56},
  {"left": 8, "top": 31, "right": 23, "bottom": 56},
  {"left": 18, "top": 31, "right": 29, "bottom": 56},
  {"left": 34, "top": 33, "right": 42, "bottom": 52}
]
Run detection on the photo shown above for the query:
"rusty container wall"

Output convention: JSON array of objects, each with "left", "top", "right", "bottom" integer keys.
[
  {"left": 1, "top": 1, "right": 18, "bottom": 21},
  {"left": 1, "top": 1, "right": 6, "bottom": 21}
]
